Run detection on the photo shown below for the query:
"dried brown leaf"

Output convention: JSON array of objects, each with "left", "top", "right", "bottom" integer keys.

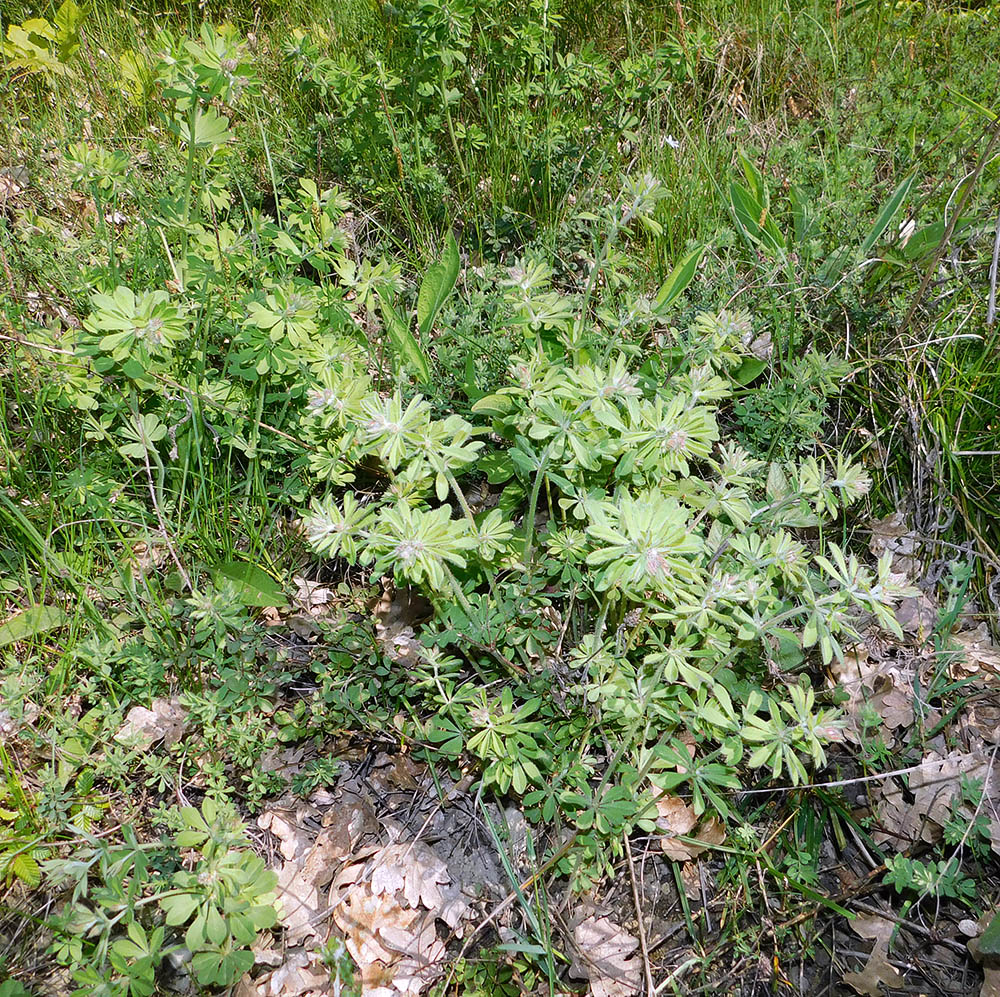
[
  {"left": 848, "top": 914, "right": 896, "bottom": 947},
  {"left": 869, "top": 683, "right": 914, "bottom": 730},
  {"left": 868, "top": 511, "right": 922, "bottom": 579},
  {"left": 951, "top": 626, "right": 1000, "bottom": 681},
  {"left": 842, "top": 941, "right": 904, "bottom": 996},
  {"left": 261, "top": 799, "right": 372, "bottom": 946},
  {"left": 264, "top": 948, "right": 330, "bottom": 996},
  {"left": 654, "top": 796, "right": 725, "bottom": 861},
  {"left": 373, "top": 584, "right": 430, "bottom": 665},
  {"left": 894, "top": 592, "right": 938, "bottom": 638},
  {"left": 292, "top": 576, "right": 336, "bottom": 617},
  {"left": 332, "top": 883, "right": 446, "bottom": 997},
  {"left": 873, "top": 750, "right": 1000, "bottom": 853},
  {"left": 679, "top": 861, "right": 702, "bottom": 901},
  {"left": 569, "top": 915, "right": 641, "bottom": 997},
  {"left": 982, "top": 966, "right": 1000, "bottom": 997},
  {"left": 114, "top": 697, "right": 187, "bottom": 750}
]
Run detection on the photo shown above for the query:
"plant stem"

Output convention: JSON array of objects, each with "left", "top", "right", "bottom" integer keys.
[
  {"left": 179, "top": 103, "right": 199, "bottom": 283},
  {"left": 440, "top": 65, "right": 467, "bottom": 180}
]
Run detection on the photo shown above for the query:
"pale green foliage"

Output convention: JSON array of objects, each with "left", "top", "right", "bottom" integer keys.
[
  {"left": 742, "top": 683, "right": 843, "bottom": 785},
  {"left": 83, "top": 287, "right": 189, "bottom": 361},
  {"left": 1, "top": 2, "right": 84, "bottom": 81},
  {"left": 43, "top": 800, "right": 277, "bottom": 994},
  {"left": 301, "top": 290, "right": 910, "bottom": 861}
]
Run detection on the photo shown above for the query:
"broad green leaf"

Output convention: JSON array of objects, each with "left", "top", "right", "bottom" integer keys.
[
  {"left": 734, "top": 357, "right": 768, "bottom": 385},
  {"left": 789, "top": 184, "right": 818, "bottom": 246},
  {"left": 212, "top": 562, "right": 287, "bottom": 608},
  {"left": 471, "top": 392, "right": 515, "bottom": 417},
  {"left": 119, "top": 50, "right": 151, "bottom": 104},
  {"left": 478, "top": 451, "right": 514, "bottom": 483},
  {"left": 902, "top": 217, "right": 974, "bottom": 260},
  {"left": 417, "top": 230, "right": 460, "bottom": 337},
  {"left": 53, "top": 1, "right": 85, "bottom": 62},
  {"left": 654, "top": 245, "right": 705, "bottom": 310},
  {"left": 377, "top": 290, "right": 432, "bottom": 383},
  {"left": 190, "top": 950, "right": 225, "bottom": 986},
  {"left": 737, "top": 148, "right": 765, "bottom": 203},
  {"left": 177, "top": 107, "right": 232, "bottom": 150},
  {"left": 859, "top": 175, "right": 915, "bottom": 255},
  {"left": 0, "top": 979, "right": 34, "bottom": 997},
  {"left": 7, "top": 852, "right": 40, "bottom": 888},
  {"left": 205, "top": 904, "right": 227, "bottom": 945},
  {"left": 163, "top": 892, "right": 200, "bottom": 926},
  {"left": 730, "top": 181, "right": 785, "bottom": 255},
  {"left": 0, "top": 605, "right": 70, "bottom": 649}
]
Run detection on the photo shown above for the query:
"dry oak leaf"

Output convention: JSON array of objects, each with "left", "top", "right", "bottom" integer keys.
[
  {"left": 831, "top": 645, "right": 918, "bottom": 742},
  {"left": 263, "top": 948, "right": 331, "bottom": 997},
  {"left": 292, "top": 575, "right": 335, "bottom": 617},
  {"left": 654, "top": 796, "right": 726, "bottom": 861},
  {"left": 867, "top": 511, "right": 922, "bottom": 579},
  {"left": 332, "top": 884, "right": 446, "bottom": 997},
  {"left": 114, "top": 697, "right": 187, "bottom": 750},
  {"left": 951, "top": 624, "right": 1000, "bottom": 681},
  {"left": 842, "top": 942, "right": 904, "bottom": 996},
  {"left": 569, "top": 915, "right": 642, "bottom": 997},
  {"left": 259, "top": 798, "right": 373, "bottom": 946},
  {"left": 869, "top": 682, "right": 914, "bottom": 730},
  {"left": 893, "top": 591, "right": 938, "bottom": 638},
  {"left": 339, "top": 839, "right": 468, "bottom": 931},
  {"left": 679, "top": 861, "right": 702, "bottom": 901},
  {"left": 373, "top": 584, "right": 431, "bottom": 666},
  {"left": 842, "top": 915, "right": 904, "bottom": 996},
  {"left": 329, "top": 838, "right": 470, "bottom": 996},
  {"left": 849, "top": 913, "right": 896, "bottom": 947},
  {"left": 872, "top": 750, "right": 1000, "bottom": 853}
]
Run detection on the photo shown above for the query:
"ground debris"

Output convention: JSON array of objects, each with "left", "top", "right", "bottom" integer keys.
[
  {"left": 841, "top": 912, "right": 905, "bottom": 996},
  {"left": 569, "top": 914, "right": 642, "bottom": 997},
  {"left": 113, "top": 696, "right": 187, "bottom": 750},
  {"left": 871, "top": 749, "right": 1000, "bottom": 853}
]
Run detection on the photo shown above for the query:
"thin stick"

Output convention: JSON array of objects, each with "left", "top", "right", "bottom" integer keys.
[
  {"left": 653, "top": 956, "right": 699, "bottom": 995},
  {"left": 625, "top": 833, "right": 656, "bottom": 996},
  {"left": 987, "top": 208, "right": 1000, "bottom": 326},
  {"left": 901, "top": 117, "right": 1000, "bottom": 333}
]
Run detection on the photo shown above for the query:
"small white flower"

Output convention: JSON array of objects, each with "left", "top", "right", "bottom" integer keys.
[{"left": 664, "top": 134, "right": 680, "bottom": 149}]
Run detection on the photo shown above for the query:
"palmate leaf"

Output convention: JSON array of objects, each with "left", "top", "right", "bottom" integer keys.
[{"left": 176, "top": 107, "right": 233, "bottom": 149}]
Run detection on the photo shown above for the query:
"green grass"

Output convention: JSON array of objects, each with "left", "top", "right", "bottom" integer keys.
[{"left": 2, "top": 0, "right": 1000, "bottom": 993}]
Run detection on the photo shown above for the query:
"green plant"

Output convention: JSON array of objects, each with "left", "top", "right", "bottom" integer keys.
[
  {"left": 733, "top": 350, "right": 853, "bottom": 459},
  {"left": 1, "top": 1, "right": 85, "bottom": 83},
  {"left": 298, "top": 185, "right": 911, "bottom": 882},
  {"left": 884, "top": 854, "right": 976, "bottom": 905},
  {"left": 43, "top": 799, "right": 278, "bottom": 993}
]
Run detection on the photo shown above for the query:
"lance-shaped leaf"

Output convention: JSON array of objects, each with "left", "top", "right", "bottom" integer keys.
[
  {"left": 655, "top": 245, "right": 705, "bottom": 311},
  {"left": 417, "top": 230, "right": 460, "bottom": 338},
  {"left": 377, "top": 289, "right": 432, "bottom": 384}
]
